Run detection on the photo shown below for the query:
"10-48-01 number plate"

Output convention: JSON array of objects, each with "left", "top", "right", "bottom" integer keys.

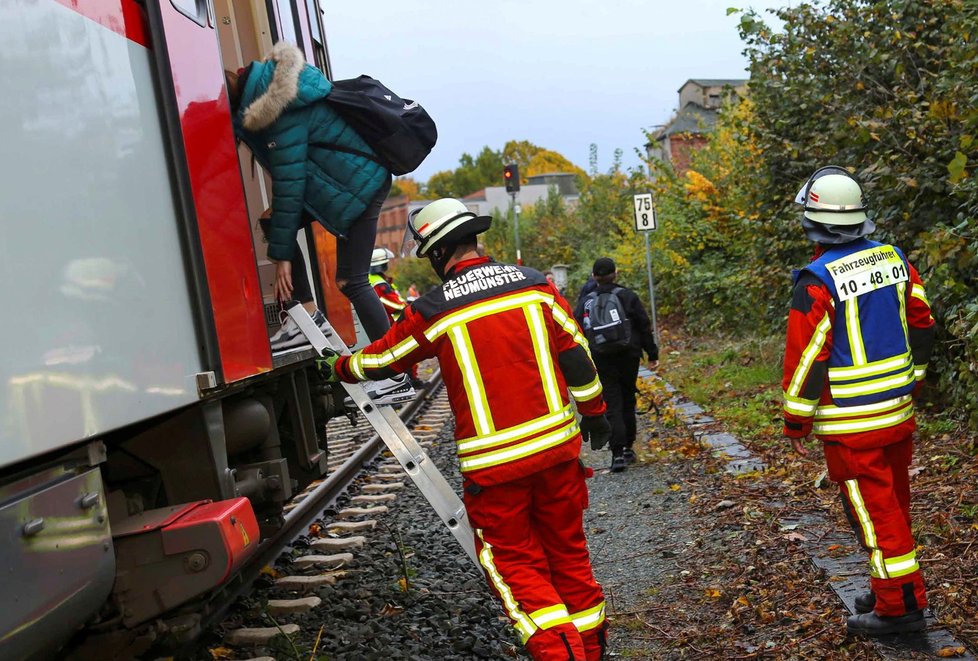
[{"left": 826, "top": 245, "right": 909, "bottom": 302}]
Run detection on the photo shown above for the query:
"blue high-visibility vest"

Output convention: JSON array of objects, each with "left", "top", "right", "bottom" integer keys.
[{"left": 800, "top": 238, "right": 915, "bottom": 407}]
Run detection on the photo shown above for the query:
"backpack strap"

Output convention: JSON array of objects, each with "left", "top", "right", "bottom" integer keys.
[{"left": 310, "top": 141, "right": 385, "bottom": 167}]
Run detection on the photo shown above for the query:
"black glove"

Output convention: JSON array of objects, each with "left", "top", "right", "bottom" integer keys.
[{"left": 580, "top": 415, "right": 612, "bottom": 451}]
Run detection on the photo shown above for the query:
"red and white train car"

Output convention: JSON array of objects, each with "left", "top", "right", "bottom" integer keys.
[{"left": 1, "top": 1, "right": 361, "bottom": 656}]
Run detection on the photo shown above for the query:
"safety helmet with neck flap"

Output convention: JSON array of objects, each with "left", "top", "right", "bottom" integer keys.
[{"left": 795, "top": 166, "right": 875, "bottom": 244}]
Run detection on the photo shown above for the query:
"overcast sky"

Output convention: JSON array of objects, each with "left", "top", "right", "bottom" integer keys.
[{"left": 322, "top": 1, "right": 791, "bottom": 180}]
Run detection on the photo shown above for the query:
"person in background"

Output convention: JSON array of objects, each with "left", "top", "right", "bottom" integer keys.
[
  {"left": 782, "top": 166, "right": 934, "bottom": 636},
  {"left": 369, "top": 248, "right": 423, "bottom": 389},
  {"left": 226, "top": 42, "right": 412, "bottom": 404},
  {"left": 575, "top": 258, "right": 659, "bottom": 473},
  {"left": 322, "top": 198, "right": 612, "bottom": 660}
]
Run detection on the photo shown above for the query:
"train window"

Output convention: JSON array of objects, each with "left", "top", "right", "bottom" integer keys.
[
  {"left": 306, "top": 0, "right": 330, "bottom": 75},
  {"left": 275, "top": 0, "right": 299, "bottom": 45},
  {"left": 171, "top": 0, "right": 207, "bottom": 27}
]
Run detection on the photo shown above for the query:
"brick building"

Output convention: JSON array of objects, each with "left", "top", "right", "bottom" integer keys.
[{"left": 646, "top": 78, "right": 747, "bottom": 174}]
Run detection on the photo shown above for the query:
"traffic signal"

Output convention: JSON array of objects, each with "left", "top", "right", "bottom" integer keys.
[{"left": 504, "top": 164, "right": 520, "bottom": 193}]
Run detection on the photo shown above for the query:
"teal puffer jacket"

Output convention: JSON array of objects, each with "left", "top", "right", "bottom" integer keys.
[{"left": 233, "top": 42, "right": 390, "bottom": 261}]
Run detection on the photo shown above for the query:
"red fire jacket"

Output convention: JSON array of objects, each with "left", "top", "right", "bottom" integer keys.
[
  {"left": 783, "top": 246, "right": 935, "bottom": 449},
  {"left": 335, "top": 256, "right": 607, "bottom": 485},
  {"left": 370, "top": 273, "right": 407, "bottom": 324}
]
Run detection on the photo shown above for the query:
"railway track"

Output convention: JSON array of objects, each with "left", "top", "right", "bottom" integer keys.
[{"left": 62, "top": 368, "right": 450, "bottom": 660}]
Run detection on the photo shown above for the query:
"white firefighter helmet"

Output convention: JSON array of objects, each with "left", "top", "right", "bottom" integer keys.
[
  {"left": 796, "top": 169, "right": 868, "bottom": 226},
  {"left": 370, "top": 247, "right": 394, "bottom": 268},
  {"left": 408, "top": 198, "right": 491, "bottom": 257}
]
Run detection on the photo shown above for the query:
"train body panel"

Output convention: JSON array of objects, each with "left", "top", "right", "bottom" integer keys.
[{"left": 1, "top": 0, "right": 203, "bottom": 466}]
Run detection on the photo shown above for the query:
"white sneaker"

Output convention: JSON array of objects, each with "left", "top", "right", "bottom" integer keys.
[
  {"left": 269, "top": 313, "right": 307, "bottom": 351},
  {"left": 344, "top": 374, "right": 416, "bottom": 407}
]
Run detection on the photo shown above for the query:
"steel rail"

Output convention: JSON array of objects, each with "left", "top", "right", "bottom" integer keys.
[{"left": 183, "top": 368, "right": 444, "bottom": 646}]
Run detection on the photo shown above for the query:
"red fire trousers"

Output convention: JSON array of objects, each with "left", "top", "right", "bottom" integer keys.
[
  {"left": 823, "top": 435, "right": 927, "bottom": 616},
  {"left": 465, "top": 459, "right": 607, "bottom": 660}
]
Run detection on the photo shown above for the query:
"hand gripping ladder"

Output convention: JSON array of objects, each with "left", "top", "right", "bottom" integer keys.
[{"left": 286, "top": 303, "right": 477, "bottom": 565}]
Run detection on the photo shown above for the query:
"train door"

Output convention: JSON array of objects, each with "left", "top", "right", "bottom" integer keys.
[{"left": 145, "top": 0, "right": 271, "bottom": 383}]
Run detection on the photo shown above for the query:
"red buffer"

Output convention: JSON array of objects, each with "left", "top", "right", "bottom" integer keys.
[{"left": 112, "top": 498, "right": 260, "bottom": 627}]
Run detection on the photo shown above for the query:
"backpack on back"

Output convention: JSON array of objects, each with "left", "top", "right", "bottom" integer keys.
[
  {"left": 583, "top": 287, "right": 632, "bottom": 354},
  {"left": 324, "top": 75, "right": 437, "bottom": 175}
]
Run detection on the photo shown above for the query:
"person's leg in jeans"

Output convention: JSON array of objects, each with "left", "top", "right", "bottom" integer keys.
[{"left": 336, "top": 178, "right": 392, "bottom": 342}]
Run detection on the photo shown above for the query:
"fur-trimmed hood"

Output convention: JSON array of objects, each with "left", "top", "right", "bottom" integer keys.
[{"left": 241, "top": 42, "right": 327, "bottom": 131}]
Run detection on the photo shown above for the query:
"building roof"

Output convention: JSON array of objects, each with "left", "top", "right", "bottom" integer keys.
[
  {"left": 654, "top": 102, "right": 718, "bottom": 140},
  {"left": 679, "top": 78, "right": 748, "bottom": 92},
  {"left": 463, "top": 189, "right": 487, "bottom": 201}
]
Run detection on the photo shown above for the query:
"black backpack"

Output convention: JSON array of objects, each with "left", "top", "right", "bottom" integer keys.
[
  {"left": 583, "top": 288, "right": 632, "bottom": 354},
  {"left": 324, "top": 75, "right": 437, "bottom": 176}
]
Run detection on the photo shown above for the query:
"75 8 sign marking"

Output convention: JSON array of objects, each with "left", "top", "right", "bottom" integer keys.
[{"left": 633, "top": 193, "right": 656, "bottom": 231}]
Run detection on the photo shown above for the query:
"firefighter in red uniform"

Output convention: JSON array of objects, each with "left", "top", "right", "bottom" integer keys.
[
  {"left": 324, "top": 198, "right": 612, "bottom": 659},
  {"left": 369, "top": 248, "right": 408, "bottom": 324},
  {"left": 782, "top": 167, "right": 935, "bottom": 636}
]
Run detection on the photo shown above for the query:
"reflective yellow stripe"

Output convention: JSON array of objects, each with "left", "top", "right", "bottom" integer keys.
[
  {"left": 477, "top": 530, "right": 536, "bottom": 643},
  {"left": 829, "top": 369, "right": 915, "bottom": 398},
  {"left": 352, "top": 335, "right": 421, "bottom": 377},
  {"left": 528, "top": 605, "right": 572, "bottom": 630},
  {"left": 815, "top": 395, "right": 911, "bottom": 420},
  {"left": 914, "top": 365, "right": 927, "bottom": 380},
  {"left": 459, "top": 422, "right": 579, "bottom": 472},
  {"left": 457, "top": 406, "right": 574, "bottom": 454},
  {"left": 884, "top": 550, "right": 920, "bottom": 578},
  {"left": 828, "top": 352, "right": 912, "bottom": 379},
  {"left": 846, "top": 297, "right": 868, "bottom": 365},
  {"left": 569, "top": 375, "right": 603, "bottom": 403},
  {"left": 552, "top": 304, "right": 589, "bottom": 350},
  {"left": 450, "top": 325, "right": 494, "bottom": 437},
  {"left": 814, "top": 405, "right": 913, "bottom": 434},
  {"left": 569, "top": 601, "right": 606, "bottom": 632},
  {"left": 787, "top": 313, "right": 831, "bottom": 398},
  {"left": 525, "top": 304, "right": 563, "bottom": 414},
  {"left": 845, "top": 480, "right": 887, "bottom": 578},
  {"left": 911, "top": 283, "right": 929, "bottom": 306},
  {"left": 381, "top": 298, "right": 406, "bottom": 310},
  {"left": 784, "top": 393, "right": 818, "bottom": 416},
  {"left": 897, "top": 281, "right": 910, "bottom": 348},
  {"left": 424, "top": 291, "right": 554, "bottom": 341}
]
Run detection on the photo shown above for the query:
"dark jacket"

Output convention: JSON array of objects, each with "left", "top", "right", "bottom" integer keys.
[
  {"left": 233, "top": 43, "right": 390, "bottom": 261},
  {"left": 574, "top": 282, "right": 658, "bottom": 362}
]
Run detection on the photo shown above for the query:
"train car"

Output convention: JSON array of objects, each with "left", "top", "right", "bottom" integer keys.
[{"left": 0, "top": 0, "right": 365, "bottom": 656}]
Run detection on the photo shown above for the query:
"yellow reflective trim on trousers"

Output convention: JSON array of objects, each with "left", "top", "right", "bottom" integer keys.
[
  {"left": 884, "top": 550, "right": 920, "bottom": 578},
  {"left": 914, "top": 365, "right": 927, "bottom": 380},
  {"left": 424, "top": 291, "right": 554, "bottom": 341},
  {"left": 830, "top": 369, "right": 915, "bottom": 398},
  {"left": 828, "top": 352, "right": 912, "bottom": 379},
  {"left": 784, "top": 393, "right": 818, "bottom": 415},
  {"left": 787, "top": 313, "right": 832, "bottom": 398},
  {"left": 477, "top": 530, "right": 537, "bottom": 643},
  {"left": 570, "top": 601, "right": 607, "bottom": 632},
  {"left": 845, "top": 480, "right": 887, "bottom": 579},
  {"left": 457, "top": 406, "right": 574, "bottom": 454},
  {"left": 525, "top": 303, "right": 563, "bottom": 414},
  {"left": 846, "top": 297, "right": 868, "bottom": 365},
  {"left": 449, "top": 325, "right": 494, "bottom": 437},
  {"left": 569, "top": 375, "right": 603, "bottom": 403},
  {"left": 814, "top": 405, "right": 913, "bottom": 435},
  {"left": 911, "top": 283, "right": 929, "bottom": 306},
  {"left": 528, "top": 605, "right": 572, "bottom": 630},
  {"left": 815, "top": 395, "right": 912, "bottom": 420},
  {"left": 459, "top": 422, "right": 579, "bottom": 472}
]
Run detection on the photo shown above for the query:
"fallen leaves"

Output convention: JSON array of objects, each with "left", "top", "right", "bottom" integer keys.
[{"left": 937, "top": 646, "right": 967, "bottom": 658}]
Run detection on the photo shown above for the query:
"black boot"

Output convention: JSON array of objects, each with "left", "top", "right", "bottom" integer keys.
[
  {"left": 854, "top": 591, "right": 876, "bottom": 614},
  {"left": 847, "top": 610, "right": 925, "bottom": 636},
  {"left": 622, "top": 448, "right": 637, "bottom": 464},
  {"left": 610, "top": 454, "right": 627, "bottom": 473}
]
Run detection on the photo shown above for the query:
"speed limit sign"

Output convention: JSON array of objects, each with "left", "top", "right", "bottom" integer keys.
[{"left": 633, "top": 193, "right": 656, "bottom": 231}]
